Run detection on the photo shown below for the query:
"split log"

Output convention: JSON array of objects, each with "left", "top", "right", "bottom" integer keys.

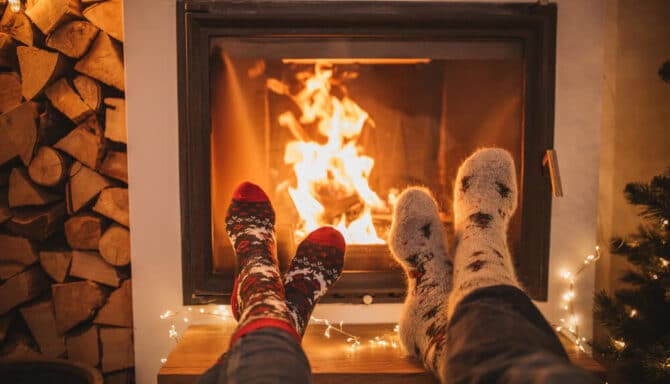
[
  {"left": 0, "top": 102, "right": 38, "bottom": 167},
  {"left": 73, "top": 75, "right": 102, "bottom": 112},
  {"left": 103, "top": 98, "right": 126, "bottom": 143},
  {"left": 39, "top": 251, "right": 72, "bottom": 283},
  {"left": 75, "top": 32, "right": 124, "bottom": 91},
  {"left": 17, "top": 46, "right": 67, "bottom": 101},
  {"left": 94, "top": 279, "right": 131, "bottom": 327},
  {"left": 0, "top": 188, "right": 9, "bottom": 223},
  {"left": 65, "top": 326, "right": 99, "bottom": 367},
  {"left": 69, "top": 251, "right": 121, "bottom": 287},
  {"left": 0, "top": 336, "right": 41, "bottom": 359},
  {"left": 0, "top": 266, "right": 48, "bottom": 315},
  {"left": 0, "top": 72, "right": 21, "bottom": 113},
  {"left": 45, "top": 20, "right": 99, "bottom": 59},
  {"left": 83, "top": 0, "right": 123, "bottom": 42},
  {"left": 93, "top": 187, "right": 128, "bottom": 227},
  {"left": 25, "top": 0, "right": 82, "bottom": 35},
  {"left": 28, "top": 146, "right": 70, "bottom": 187},
  {"left": 99, "top": 224, "right": 130, "bottom": 266},
  {"left": 52, "top": 280, "right": 106, "bottom": 334},
  {"left": 100, "top": 151, "right": 127, "bottom": 183},
  {"left": 66, "top": 162, "right": 113, "bottom": 213},
  {"left": 65, "top": 213, "right": 103, "bottom": 250},
  {"left": 0, "top": 33, "right": 17, "bottom": 69},
  {"left": 45, "top": 77, "right": 94, "bottom": 124},
  {"left": 0, "top": 7, "right": 34, "bottom": 46},
  {"left": 5, "top": 202, "right": 67, "bottom": 241},
  {"left": 8, "top": 167, "right": 60, "bottom": 207},
  {"left": 0, "top": 234, "right": 38, "bottom": 280},
  {"left": 36, "top": 105, "right": 71, "bottom": 148},
  {"left": 100, "top": 327, "right": 134, "bottom": 373},
  {"left": 19, "top": 300, "right": 66, "bottom": 357},
  {"left": 54, "top": 117, "right": 105, "bottom": 169}
]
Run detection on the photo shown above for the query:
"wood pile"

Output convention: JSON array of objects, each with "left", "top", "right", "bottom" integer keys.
[{"left": 0, "top": 0, "right": 132, "bottom": 382}]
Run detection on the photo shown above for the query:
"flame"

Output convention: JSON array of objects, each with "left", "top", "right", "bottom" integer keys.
[{"left": 270, "top": 62, "right": 386, "bottom": 244}]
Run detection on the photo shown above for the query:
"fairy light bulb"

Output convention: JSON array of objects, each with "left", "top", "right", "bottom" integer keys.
[{"left": 9, "top": 0, "right": 21, "bottom": 13}]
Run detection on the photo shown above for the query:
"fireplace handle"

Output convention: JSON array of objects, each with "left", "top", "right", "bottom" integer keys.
[{"left": 542, "top": 149, "right": 563, "bottom": 197}]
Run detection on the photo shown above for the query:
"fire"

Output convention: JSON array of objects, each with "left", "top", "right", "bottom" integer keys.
[{"left": 269, "top": 62, "right": 387, "bottom": 244}]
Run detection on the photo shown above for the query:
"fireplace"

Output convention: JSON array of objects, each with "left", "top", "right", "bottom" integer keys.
[{"left": 178, "top": 1, "right": 557, "bottom": 304}]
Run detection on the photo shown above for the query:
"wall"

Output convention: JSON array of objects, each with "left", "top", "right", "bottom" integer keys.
[{"left": 124, "top": 1, "right": 605, "bottom": 383}]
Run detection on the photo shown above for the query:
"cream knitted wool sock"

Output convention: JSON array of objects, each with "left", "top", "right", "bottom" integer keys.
[
  {"left": 447, "top": 148, "right": 520, "bottom": 318},
  {"left": 389, "top": 187, "right": 451, "bottom": 379}
]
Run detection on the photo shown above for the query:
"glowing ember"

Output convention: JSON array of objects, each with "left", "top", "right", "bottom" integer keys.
[{"left": 269, "top": 61, "right": 387, "bottom": 244}]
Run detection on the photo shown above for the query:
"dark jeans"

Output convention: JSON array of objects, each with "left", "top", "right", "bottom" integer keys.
[{"left": 197, "top": 285, "right": 598, "bottom": 384}]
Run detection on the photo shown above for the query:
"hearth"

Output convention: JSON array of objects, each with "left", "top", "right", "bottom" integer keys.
[{"left": 178, "top": 1, "right": 557, "bottom": 304}]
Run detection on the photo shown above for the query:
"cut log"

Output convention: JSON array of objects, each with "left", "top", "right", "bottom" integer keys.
[
  {"left": 25, "top": 0, "right": 82, "bottom": 35},
  {"left": 66, "top": 162, "right": 113, "bottom": 213},
  {"left": 69, "top": 251, "right": 121, "bottom": 287},
  {"left": 100, "top": 151, "right": 127, "bottom": 183},
  {"left": 0, "top": 337, "right": 41, "bottom": 359},
  {"left": 17, "top": 46, "right": 67, "bottom": 100},
  {"left": 8, "top": 167, "right": 60, "bottom": 207},
  {"left": 39, "top": 251, "right": 72, "bottom": 283},
  {"left": 100, "top": 327, "right": 134, "bottom": 373},
  {"left": 36, "top": 105, "right": 71, "bottom": 148},
  {"left": 66, "top": 326, "right": 99, "bottom": 367},
  {"left": 5, "top": 202, "right": 67, "bottom": 241},
  {"left": 73, "top": 75, "right": 102, "bottom": 111},
  {"left": 99, "top": 224, "right": 130, "bottom": 266},
  {"left": 45, "top": 20, "right": 99, "bottom": 59},
  {"left": 75, "top": 32, "right": 124, "bottom": 91},
  {"left": 0, "top": 72, "right": 21, "bottom": 113},
  {"left": 65, "top": 213, "right": 103, "bottom": 250},
  {"left": 0, "top": 102, "right": 38, "bottom": 167},
  {"left": 19, "top": 300, "right": 66, "bottom": 358},
  {"left": 52, "top": 280, "right": 106, "bottom": 334},
  {"left": 28, "top": 146, "right": 70, "bottom": 187},
  {"left": 0, "top": 187, "right": 9, "bottom": 223},
  {"left": 0, "top": 234, "right": 37, "bottom": 280},
  {"left": 83, "top": 0, "right": 123, "bottom": 42},
  {"left": 103, "top": 98, "right": 126, "bottom": 143},
  {"left": 94, "top": 279, "right": 131, "bottom": 327},
  {"left": 0, "top": 33, "right": 17, "bottom": 69},
  {"left": 0, "top": 7, "right": 34, "bottom": 46},
  {"left": 0, "top": 266, "right": 48, "bottom": 315},
  {"left": 93, "top": 187, "right": 128, "bottom": 227},
  {"left": 45, "top": 77, "right": 94, "bottom": 124},
  {"left": 54, "top": 118, "right": 105, "bottom": 169}
]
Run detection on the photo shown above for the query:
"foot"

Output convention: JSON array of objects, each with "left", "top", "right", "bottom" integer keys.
[
  {"left": 389, "top": 187, "right": 451, "bottom": 377},
  {"left": 226, "top": 182, "right": 298, "bottom": 345},
  {"left": 447, "top": 148, "right": 520, "bottom": 318},
  {"left": 284, "top": 227, "right": 345, "bottom": 337}
]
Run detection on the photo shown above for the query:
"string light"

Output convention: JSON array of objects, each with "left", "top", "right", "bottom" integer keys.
[
  {"left": 160, "top": 305, "right": 233, "bottom": 345},
  {"left": 9, "top": 0, "right": 21, "bottom": 13},
  {"left": 612, "top": 338, "right": 626, "bottom": 351},
  {"left": 310, "top": 316, "right": 362, "bottom": 350}
]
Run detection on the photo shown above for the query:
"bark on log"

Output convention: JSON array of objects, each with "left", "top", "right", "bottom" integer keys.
[
  {"left": 103, "top": 98, "right": 126, "bottom": 143},
  {"left": 25, "top": 0, "right": 82, "bottom": 35},
  {"left": 83, "top": 0, "right": 123, "bottom": 42},
  {"left": 99, "top": 151, "right": 127, "bottom": 183},
  {"left": 54, "top": 117, "right": 105, "bottom": 170},
  {"left": 94, "top": 279, "right": 131, "bottom": 327},
  {"left": 93, "top": 187, "right": 128, "bottom": 227},
  {"left": 75, "top": 32, "right": 124, "bottom": 91},
  {"left": 73, "top": 75, "right": 102, "bottom": 112},
  {"left": 65, "top": 326, "right": 99, "bottom": 367},
  {"left": 100, "top": 327, "right": 134, "bottom": 372},
  {"left": 0, "top": 266, "right": 48, "bottom": 315},
  {"left": 69, "top": 251, "right": 121, "bottom": 287},
  {"left": 45, "top": 20, "right": 99, "bottom": 59},
  {"left": 0, "top": 33, "right": 17, "bottom": 69},
  {"left": 65, "top": 213, "right": 103, "bottom": 250},
  {"left": 98, "top": 224, "right": 130, "bottom": 266},
  {"left": 8, "top": 167, "right": 60, "bottom": 207},
  {"left": 0, "top": 7, "right": 34, "bottom": 46},
  {"left": 52, "top": 280, "right": 106, "bottom": 334},
  {"left": 39, "top": 250, "right": 72, "bottom": 283},
  {"left": 0, "top": 102, "right": 39, "bottom": 167},
  {"left": 19, "top": 300, "right": 66, "bottom": 357},
  {"left": 45, "top": 77, "right": 94, "bottom": 124},
  {"left": 66, "top": 162, "right": 113, "bottom": 214},
  {"left": 0, "top": 234, "right": 38, "bottom": 280},
  {"left": 5, "top": 202, "right": 67, "bottom": 241},
  {"left": 17, "top": 46, "right": 67, "bottom": 100},
  {"left": 28, "top": 146, "right": 70, "bottom": 187},
  {"left": 0, "top": 72, "right": 21, "bottom": 113},
  {"left": 0, "top": 187, "right": 10, "bottom": 223}
]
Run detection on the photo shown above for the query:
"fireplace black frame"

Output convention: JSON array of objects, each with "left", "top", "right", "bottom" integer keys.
[{"left": 177, "top": 1, "right": 557, "bottom": 305}]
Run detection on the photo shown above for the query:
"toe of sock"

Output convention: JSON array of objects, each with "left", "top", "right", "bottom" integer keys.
[
  {"left": 306, "top": 227, "right": 346, "bottom": 252},
  {"left": 232, "top": 182, "right": 270, "bottom": 202}
]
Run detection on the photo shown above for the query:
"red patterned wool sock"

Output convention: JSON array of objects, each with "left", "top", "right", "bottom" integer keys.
[
  {"left": 284, "top": 227, "right": 345, "bottom": 337},
  {"left": 226, "top": 182, "right": 298, "bottom": 346}
]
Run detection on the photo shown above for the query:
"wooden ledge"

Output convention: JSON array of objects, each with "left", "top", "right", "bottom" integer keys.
[{"left": 158, "top": 323, "right": 606, "bottom": 384}]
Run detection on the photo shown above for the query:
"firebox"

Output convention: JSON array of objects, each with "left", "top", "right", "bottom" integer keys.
[{"left": 178, "top": 1, "right": 557, "bottom": 304}]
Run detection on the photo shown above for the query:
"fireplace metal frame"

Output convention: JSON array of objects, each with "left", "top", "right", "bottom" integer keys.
[{"left": 177, "top": 0, "right": 557, "bottom": 305}]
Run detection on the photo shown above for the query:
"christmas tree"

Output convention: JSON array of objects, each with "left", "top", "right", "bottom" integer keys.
[{"left": 594, "top": 169, "right": 670, "bottom": 384}]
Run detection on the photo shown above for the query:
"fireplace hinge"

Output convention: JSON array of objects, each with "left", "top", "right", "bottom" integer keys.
[{"left": 542, "top": 149, "right": 563, "bottom": 197}]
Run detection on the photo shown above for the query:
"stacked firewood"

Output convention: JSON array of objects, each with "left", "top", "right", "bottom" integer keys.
[{"left": 0, "top": 0, "right": 132, "bottom": 382}]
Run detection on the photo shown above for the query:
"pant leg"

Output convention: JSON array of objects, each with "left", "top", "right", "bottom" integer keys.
[
  {"left": 196, "top": 327, "right": 312, "bottom": 384},
  {"left": 442, "top": 285, "right": 599, "bottom": 384}
]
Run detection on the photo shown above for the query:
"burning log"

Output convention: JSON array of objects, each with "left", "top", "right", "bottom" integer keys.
[{"left": 45, "top": 20, "right": 99, "bottom": 59}]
